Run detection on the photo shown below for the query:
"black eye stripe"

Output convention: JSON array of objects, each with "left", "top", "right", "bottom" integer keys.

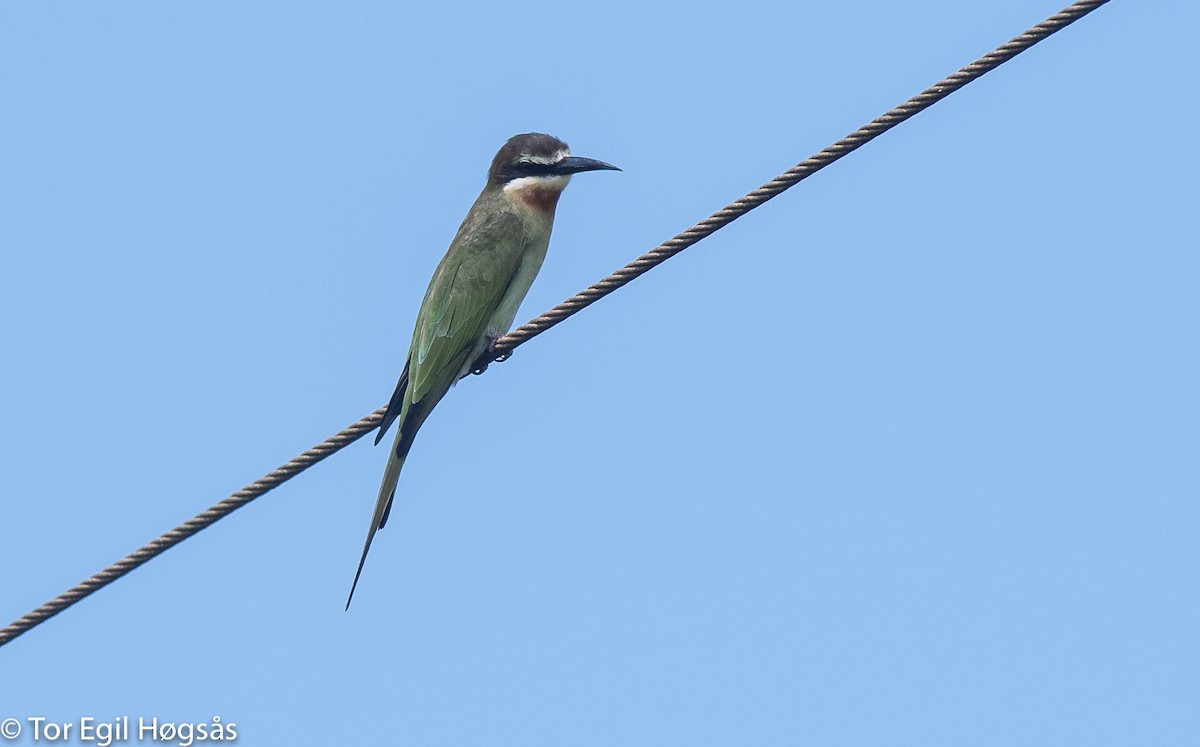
[
  {"left": 516, "top": 161, "right": 556, "bottom": 176},
  {"left": 496, "top": 160, "right": 560, "bottom": 183}
]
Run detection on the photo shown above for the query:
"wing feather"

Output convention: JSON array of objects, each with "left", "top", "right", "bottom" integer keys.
[{"left": 407, "top": 213, "right": 529, "bottom": 405}]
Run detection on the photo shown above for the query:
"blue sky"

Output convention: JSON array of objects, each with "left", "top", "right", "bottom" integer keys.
[{"left": 2, "top": 1, "right": 1197, "bottom": 744}]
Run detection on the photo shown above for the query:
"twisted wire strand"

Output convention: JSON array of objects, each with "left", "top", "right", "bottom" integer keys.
[
  {"left": 492, "top": 0, "right": 1111, "bottom": 354},
  {"left": 0, "top": 0, "right": 1111, "bottom": 649},
  {"left": 0, "top": 410, "right": 385, "bottom": 647}
]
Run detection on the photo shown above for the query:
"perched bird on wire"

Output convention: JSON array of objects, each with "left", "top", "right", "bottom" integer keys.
[{"left": 347, "top": 133, "right": 619, "bottom": 608}]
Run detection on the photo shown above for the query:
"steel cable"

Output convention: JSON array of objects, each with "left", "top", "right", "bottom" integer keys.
[{"left": 0, "top": 0, "right": 1111, "bottom": 648}]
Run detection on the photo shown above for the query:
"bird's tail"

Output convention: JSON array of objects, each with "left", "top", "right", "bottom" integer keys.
[
  {"left": 345, "top": 445, "right": 405, "bottom": 610},
  {"left": 346, "top": 396, "right": 434, "bottom": 610}
]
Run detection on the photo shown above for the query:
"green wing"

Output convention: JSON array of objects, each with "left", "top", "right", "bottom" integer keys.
[{"left": 407, "top": 210, "right": 527, "bottom": 407}]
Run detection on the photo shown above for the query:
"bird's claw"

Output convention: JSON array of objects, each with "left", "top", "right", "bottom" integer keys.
[{"left": 469, "top": 336, "right": 512, "bottom": 376}]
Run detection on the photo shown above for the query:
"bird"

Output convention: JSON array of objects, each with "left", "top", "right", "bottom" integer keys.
[{"left": 346, "top": 133, "right": 619, "bottom": 608}]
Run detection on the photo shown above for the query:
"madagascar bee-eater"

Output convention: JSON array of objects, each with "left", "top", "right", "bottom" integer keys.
[{"left": 347, "top": 133, "right": 619, "bottom": 608}]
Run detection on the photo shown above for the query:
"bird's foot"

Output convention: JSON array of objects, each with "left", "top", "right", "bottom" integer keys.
[{"left": 470, "top": 335, "right": 512, "bottom": 376}]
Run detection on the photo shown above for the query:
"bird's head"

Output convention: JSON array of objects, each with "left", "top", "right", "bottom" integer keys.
[{"left": 489, "top": 133, "right": 619, "bottom": 212}]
